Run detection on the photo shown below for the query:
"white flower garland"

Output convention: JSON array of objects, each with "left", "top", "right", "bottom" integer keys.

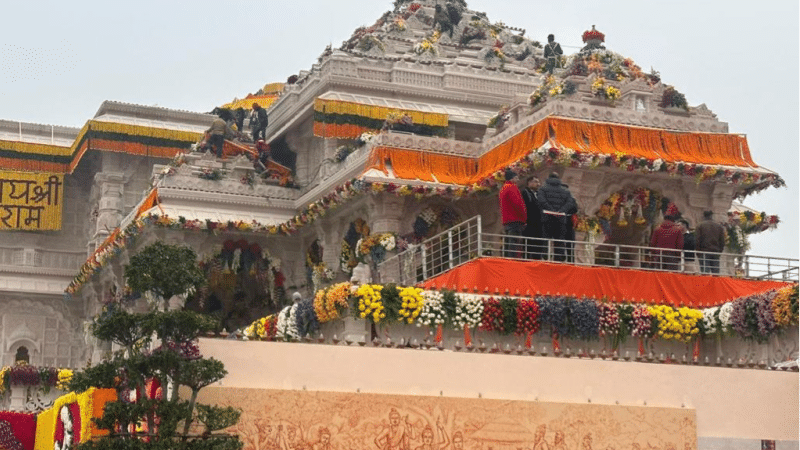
[
  {"left": 452, "top": 294, "right": 484, "bottom": 329},
  {"left": 702, "top": 306, "right": 720, "bottom": 335},
  {"left": 417, "top": 290, "right": 447, "bottom": 327},
  {"left": 275, "top": 304, "right": 300, "bottom": 341},
  {"left": 718, "top": 302, "right": 734, "bottom": 332}
]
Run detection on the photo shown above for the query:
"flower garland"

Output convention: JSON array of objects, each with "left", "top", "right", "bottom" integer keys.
[
  {"left": 356, "top": 284, "right": 386, "bottom": 324},
  {"left": 771, "top": 285, "right": 798, "bottom": 327},
  {"left": 398, "top": 286, "right": 425, "bottom": 324},
  {"left": 479, "top": 297, "right": 505, "bottom": 333},
  {"left": 340, "top": 218, "right": 371, "bottom": 274},
  {"left": 314, "top": 282, "right": 351, "bottom": 323},
  {"left": 275, "top": 304, "right": 300, "bottom": 341},
  {"left": 452, "top": 294, "right": 484, "bottom": 330},
  {"left": 243, "top": 314, "right": 278, "bottom": 340},
  {"left": 295, "top": 298, "right": 320, "bottom": 338},
  {"left": 529, "top": 76, "right": 576, "bottom": 107},
  {"left": 730, "top": 291, "right": 778, "bottom": 343},
  {"left": 416, "top": 290, "right": 449, "bottom": 329},
  {"left": 598, "top": 302, "right": 622, "bottom": 349},
  {"left": 356, "top": 233, "right": 398, "bottom": 266},
  {"left": 516, "top": 299, "right": 541, "bottom": 336},
  {"left": 64, "top": 142, "right": 785, "bottom": 296},
  {"left": 648, "top": 305, "right": 702, "bottom": 343},
  {"left": 590, "top": 77, "right": 621, "bottom": 102},
  {"left": 629, "top": 305, "right": 656, "bottom": 339},
  {"left": 238, "top": 283, "right": 797, "bottom": 350},
  {"left": 728, "top": 211, "right": 779, "bottom": 234},
  {"left": 0, "top": 363, "right": 72, "bottom": 396}
]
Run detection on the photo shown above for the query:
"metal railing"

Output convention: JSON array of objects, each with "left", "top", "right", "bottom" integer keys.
[{"left": 378, "top": 215, "right": 799, "bottom": 285}]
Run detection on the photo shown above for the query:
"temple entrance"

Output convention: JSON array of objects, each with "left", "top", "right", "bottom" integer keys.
[{"left": 185, "top": 240, "right": 287, "bottom": 332}]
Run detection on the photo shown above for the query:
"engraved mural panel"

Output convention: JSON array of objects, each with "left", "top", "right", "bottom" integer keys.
[{"left": 199, "top": 388, "right": 696, "bottom": 450}]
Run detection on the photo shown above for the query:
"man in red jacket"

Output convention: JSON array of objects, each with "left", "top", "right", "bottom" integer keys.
[
  {"left": 499, "top": 169, "right": 527, "bottom": 258},
  {"left": 649, "top": 203, "right": 685, "bottom": 271}
]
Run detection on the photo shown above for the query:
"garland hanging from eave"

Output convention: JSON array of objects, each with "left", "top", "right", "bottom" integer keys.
[
  {"left": 313, "top": 98, "right": 448, "bottom": 138},
  {"left": 363, "top": 117, "right": 784, "bottom": 193},
  {"left": 0, "top": 121, "right": 202, "bottom": 174}
]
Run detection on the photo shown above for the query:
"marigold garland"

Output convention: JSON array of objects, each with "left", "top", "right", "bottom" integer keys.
[
  {"left": 648, "top": 305, "right": 702, "bottom": 342},
  {"left": 356, "top": 284, "right": 386, "bottom": 324},
  {"left": 772, "top": 285, "right": 798, "bottom": 327},
  {"left": 314, "top": 282, "right": 351, "bottom": 323},
  {"left": 398, "top": 286, "right": 425, "bottom": 324}
]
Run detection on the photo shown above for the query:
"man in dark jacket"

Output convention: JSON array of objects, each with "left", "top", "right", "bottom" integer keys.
[
  {"left": 499, "top": 169, "right": 526, "bottom": 258},
  {"left": 521, "top": 176, "right": 544, "bottom": 259},
  {"left": 250, "top": 103, "right": 268, "bottom": 142},
  {"left": 537, "top": 172, "right": 575, "bottom": 261},
  {"left": 695, "top": 210, "right": 725, "bottom": 274}
]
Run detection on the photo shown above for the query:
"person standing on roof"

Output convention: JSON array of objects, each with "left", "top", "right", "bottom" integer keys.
[
  {"left": 250, "top": 103, "right": 268, "bottom": 142},
  {"left": 537, "top": 172, "right": 575, "bottom": 262},
  {"left": 499, "top": 169, "right": 527, "bottom": 258},
  {"left": 207, "top": 115, "right": 227, "bottom": 158},
  {"left": 695, "top": 210, "right": 726, "bottom": 274},
  {"left": 544, "top": 34, "right": 563, "bottom": 74}
]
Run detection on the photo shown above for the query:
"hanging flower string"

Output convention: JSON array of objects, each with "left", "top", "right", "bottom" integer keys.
[{"left": 240, "top": 285, "right": 797, "bottom": 359}]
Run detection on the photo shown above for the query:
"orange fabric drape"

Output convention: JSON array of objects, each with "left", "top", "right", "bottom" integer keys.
[
  {"left": 476, "top": 120, "right": 551, "bottom": 176},
  {"left": 365, "top": 147, "right": 478, "bottom": 184},
  {"left": 135, "top": 188, "right": 160, "bottom": 219},
  {"left": 546, "top": 118, "right": 755, "bottom": 167},
  {"left": 362, "top": 117, "right": 757, "bottom": 186},
  {"left": 421, "top": 257, "right": 790, "bottom": 308}
]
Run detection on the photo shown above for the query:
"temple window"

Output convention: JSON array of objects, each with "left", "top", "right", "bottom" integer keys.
[{"left": 15, "top": 346, "right": 30, "bottom": 364}]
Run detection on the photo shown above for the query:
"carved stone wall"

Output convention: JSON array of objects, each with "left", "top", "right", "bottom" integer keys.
[{"left": 0, "top": 298, "right": 85, "bottom": 368}]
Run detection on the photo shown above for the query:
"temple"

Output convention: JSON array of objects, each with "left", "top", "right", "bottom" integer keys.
[{"left": 0, "top": 1, "right": 797, "bottom": 449}]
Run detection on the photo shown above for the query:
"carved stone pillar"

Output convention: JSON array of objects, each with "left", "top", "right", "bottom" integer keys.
[
  {"left": 710, "top": 183, "right": 735, "bottom": 222},
  {"left": 570, "top": 170, "right": 604, "bottom": 215},
  {"left": 369, "top": 195, "right": 405, "bottom": 234},
  {"left": 92, "top": 172, "right": 125, "bottom": 250}
]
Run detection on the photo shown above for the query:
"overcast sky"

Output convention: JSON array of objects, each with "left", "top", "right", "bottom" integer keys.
[{"left": 0, "top": 1, "right": 796, "bottom": 259}]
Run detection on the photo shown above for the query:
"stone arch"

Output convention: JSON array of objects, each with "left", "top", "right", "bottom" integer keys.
[
  {"left": 7, "top": 339, "right": 38, "bottom": 366},
  {"left": 403, "top": 203, "right": 465, "bottom": 243},
  {"left": 339, "top": 217, "right": 371, "bottom": 276}
]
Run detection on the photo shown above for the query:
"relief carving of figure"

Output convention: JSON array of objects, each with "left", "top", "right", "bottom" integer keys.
[{"left": 375, "top": 409, "right": 417, "bottom": 450}]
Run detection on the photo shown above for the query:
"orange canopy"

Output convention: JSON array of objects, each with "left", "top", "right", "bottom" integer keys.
[
  {"left": 420, "top": 257, "right": 789, "bottom": 308},
  {"left": 364, "top": 117, "right": 757, "bottom": 186}
]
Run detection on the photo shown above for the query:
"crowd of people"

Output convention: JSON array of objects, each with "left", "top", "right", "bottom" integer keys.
[
  {"left": 499, "top": 170, "right": 577, "bottom": 262},
  {"left": 499, "top": 169, "right": 727, "bottom": 274},
  {"left": 196, "top": 103, "right": 272, "bottom": 175}
]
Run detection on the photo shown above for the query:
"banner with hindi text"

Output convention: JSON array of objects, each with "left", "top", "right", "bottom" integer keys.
[{"left": 0, "top": 171, "right": 63, "bottom": 231}]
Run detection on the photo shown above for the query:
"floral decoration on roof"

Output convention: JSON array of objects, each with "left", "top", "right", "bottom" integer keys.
[
  {"left": 338, "top": 0, "right": 543, "bottom": 70},
  {"left": 582, "top": 25, "right": 605, "bottom": 43}
]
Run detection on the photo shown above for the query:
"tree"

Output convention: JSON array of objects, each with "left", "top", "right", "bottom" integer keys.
[
  {"left": 70, "top": 242, "right": 242, "bottom": 450},
  {"left": 124, "top": 241, "right": 205, "bottom": 311}
]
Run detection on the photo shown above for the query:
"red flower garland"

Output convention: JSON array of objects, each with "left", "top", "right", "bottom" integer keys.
[
  {"left": 516, "top": 299, "right": 541, "bottom": 335},
  {"left": 479, "top": 297, "right": 504, "bottom": 332}
]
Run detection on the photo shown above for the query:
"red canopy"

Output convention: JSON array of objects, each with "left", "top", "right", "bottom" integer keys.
[{"left": 420, "top": 257, "right": 790, "bottom": 307}]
